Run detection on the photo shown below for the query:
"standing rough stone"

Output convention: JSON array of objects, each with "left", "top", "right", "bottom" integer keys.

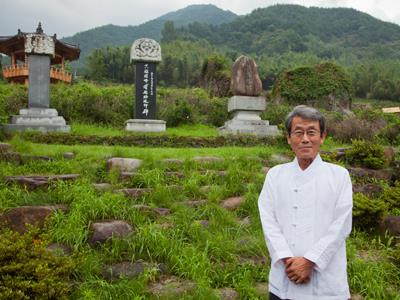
[{"left": 230, "top": 56, "right": 263, "bottom": 97}]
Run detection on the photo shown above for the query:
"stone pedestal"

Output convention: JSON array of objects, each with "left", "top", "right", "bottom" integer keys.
[
  {"left": 219, "top": 96, "right": 279, "bottom": 136},
  {"left": 125, "top": 119, "right": 166, "bottom": 132},
  {"left": 4, "top": 108, "right": 70, "bottom": 133}
]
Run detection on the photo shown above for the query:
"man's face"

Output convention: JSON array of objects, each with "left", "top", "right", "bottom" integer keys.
[{"left": 287, "top": 116, "right": 326, "bottom": 162}]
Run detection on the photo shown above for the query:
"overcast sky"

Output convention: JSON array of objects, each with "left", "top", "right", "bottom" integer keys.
[{"left": 1, "top": 0, "right": 400, "bottom": 38}]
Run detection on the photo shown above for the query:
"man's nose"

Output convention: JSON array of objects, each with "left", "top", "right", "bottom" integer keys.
[{"left": 301, "top": 135, "right": 311, "bottom": 143}]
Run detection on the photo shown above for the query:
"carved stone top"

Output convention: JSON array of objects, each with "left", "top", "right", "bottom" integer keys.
[
  {"left": 230, "top": 55, "right": 263, "bottom": 97},
  {"left": 24, "top": 33, "right": 55, "bottom": 56},
  {"left": 130, "top": 38, "right": 162, "bottom": 62}
]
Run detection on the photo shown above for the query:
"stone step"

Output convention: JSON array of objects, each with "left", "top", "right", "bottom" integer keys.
[{"left": 4, "top": 174, "right": 80, "bottom": 190}]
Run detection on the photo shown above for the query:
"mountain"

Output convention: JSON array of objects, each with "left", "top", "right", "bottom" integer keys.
[
  {"left": 179, "top": 4, "right": 400, "bottom": 59},
  {"left": 62, "top": 4, "right": 237, "bottom": 67}
]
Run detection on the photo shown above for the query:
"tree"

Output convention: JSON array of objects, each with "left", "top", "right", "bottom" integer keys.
[{"left": 161, "top": 21, "right": 178, "bottom": 43}]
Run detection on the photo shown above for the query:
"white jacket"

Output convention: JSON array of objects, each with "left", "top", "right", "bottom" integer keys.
[{"left": 258, "top": 154, "right": 353, "bottom": 300}]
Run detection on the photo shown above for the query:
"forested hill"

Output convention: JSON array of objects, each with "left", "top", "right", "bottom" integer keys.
[
  {"left": 179, "top": 4, "right": 400, "bottom": 59},
  {"left": 62, "top": 4, "right": 237, "bottom": 65}
]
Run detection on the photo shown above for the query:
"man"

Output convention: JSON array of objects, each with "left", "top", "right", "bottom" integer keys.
[{"left": 258, "top": 105, "right": 353, "bottom": 300}]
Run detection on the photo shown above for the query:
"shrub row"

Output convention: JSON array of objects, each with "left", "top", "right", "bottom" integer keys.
[
  {"left": 0, "top": 82, "right": 229, "bottom": 128},
  {"left": 18, "top": 132, "right": 281, "bottom": 147}
]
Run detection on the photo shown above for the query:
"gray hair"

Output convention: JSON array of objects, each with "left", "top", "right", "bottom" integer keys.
[{"left": 285, "top": 105, "right": 326, "bottom": 136}]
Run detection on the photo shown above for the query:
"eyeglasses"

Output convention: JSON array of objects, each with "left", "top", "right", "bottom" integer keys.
[{"left": 290, "top": 129, "right": 320, "bottom": 138}]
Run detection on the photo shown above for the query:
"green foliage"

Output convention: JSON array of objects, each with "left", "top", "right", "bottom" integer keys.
[
  {"left": 163, "top": 100, "right": 195, "bottom": 126},
  {"left": 380, "top": 182, "right": 400, "bottom": 211},
  {"left": 352, "top": 193, "right": 387, "bottom": 229},
  {"left": 0, "top": 228, "right": 76, "bottom": 299},
  {"left": 200, "top": 54, "right": 231, "bottom": 97},
  {"left": 51, "top": 82, "right": 131, "bottom": 126},
  {"left": 271, "top": 62, "right": 353, "bottom": 108},
  {"left": 161, "top": 21, "right": 178, "bottom": 43},
  {"left": 345, "top": 139, "right": 387, "bottom": 169}
]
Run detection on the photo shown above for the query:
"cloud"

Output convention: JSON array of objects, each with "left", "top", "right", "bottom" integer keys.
[{"left": 1, "top": 0, "right": 399, "bottom": 38}]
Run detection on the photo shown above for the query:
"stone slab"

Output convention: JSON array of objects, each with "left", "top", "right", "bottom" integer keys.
[
  {"left": 228, "top": 96, "right": 266, "bottom": 112},
  {"left": 3, "top": 123, "right": 70, "bottom": 133},
  {"left": 28, "top": 55, "right": 50, "bottom": 108},
  {"left": 219, "top": 119, "right": 279, "bottom": 136},
  {"left": 4, "top": 108, "right": 70, "bottom": 133},
  {"left": 125, "top": 119, "right": 166, "bottom": 132}
]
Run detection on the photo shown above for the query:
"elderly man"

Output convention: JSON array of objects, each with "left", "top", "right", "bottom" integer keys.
[{"left": 258, "top": 105, "right": 353, "bottom": 300}]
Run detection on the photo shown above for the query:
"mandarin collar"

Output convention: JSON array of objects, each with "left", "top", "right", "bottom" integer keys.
[{"left": 293, "top": 153, "right": 323, "bottom": 176}]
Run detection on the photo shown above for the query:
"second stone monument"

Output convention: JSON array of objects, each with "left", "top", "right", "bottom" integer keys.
[
  {"left": 125, "top": 38, "right": 166, "bottom": 132},
  {"left": 219, "top": 55, "right": 279, "bottom": 136}
]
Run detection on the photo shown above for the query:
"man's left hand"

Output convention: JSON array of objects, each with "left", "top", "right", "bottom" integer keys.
[{"left": 285, "top": 257, "right": 315, "bottom": 284}]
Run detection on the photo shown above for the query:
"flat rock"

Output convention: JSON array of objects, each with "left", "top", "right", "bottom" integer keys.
[
  {"left": 181, "top": 200, "right": 207, "bottom": 208},
  {"left": 380, "top": 215, "right": 400, "bottom": 239},
  {"left": 165, "top": 171, "right": 185, "bottom": 178},
  {"left": 199, "top": 170, "right": 228, "bottom": 177},
  {"left": 120, "top": 171, "right": 136, "bottom": 181},
  {"left": 102, "top": 261, "right": 144, "bottom": 281},
  {"left": 351, "top": 294, "right": 364, "bottom": 300},
  {"left": 347, "top": 167, "right": 392, "bottom": 181},
  {"left": 261, "top": 167, "right": 270, "bottom": 174},
  {"left": 237, "top": 216, "right": 251, "bottom": 226},
  {"left": 93, "top": 183, "right": 112, "bottom": 192},
  {"left": 217, "top": 287, "right": 239, "bottom": 300},
  {"left": 200, "top": 185, "right": 213, "bottom": 194},
  {"left": 192, "top": 156, "right": 224, "bottom": 163},
  {"left": 194, "top": 220, "right": 210, "bottom": 228},
  {"left": 271, "top": 153, "right": 292, "bottom": 164},
  {"left": 0, "top": 205, "right": 67, "bottom": 233},
  {"left": 383, "top": 147, "right": 395, "bottom": 163},
  {"left": 148, "top": 275, "right": 196, "bottom": 298},
  {"left": 63, "top": 152, "right": 75, "bottom": 159},
  {"left": 0, "top": 143, "right": 12, "bottom": 153},
  {"left": 162, "top": 158, "right": 184, "bottom": 164},
  {"left": 353, "top": 184, "right": 383, "bottom": 198},
  {"left": 47, "top": 243, "right": 73, "bottom": 256},
  {"left": 4, "top": 174, "right": 80, "bottom": 190},
  {"left": 89, "top": 220, "right": 133, "bottom": 247},
  {"left": 0, "top": 152, "right": 22, "bottom": 163},
  {"left": 107, "top": 157, "right": 142, "bottom": 172},
  {"left": 22, "top": 154, "right": 52, "bottom": 162},
  {"left": 115, "top": 188, "right": 152, "bottom": 198},
  {"left": 132, "top": 205, "right": 171, "bottom": 217},
  {"left": 255, "top": 282, "right": 268, "bottom": 298},
  {"left": 230, "top": 55, "right": 263, "bottom": 97},
  {"left": 221, "top": 196, "right": 245, "bottom": 210}
]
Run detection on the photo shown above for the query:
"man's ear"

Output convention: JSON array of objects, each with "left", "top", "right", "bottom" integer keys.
[
  {"left": 320, "top": 131, "right": 327, "bottom": 144},
  {"left": 287, "top": 133, "right": 291, "bottom": 145}
]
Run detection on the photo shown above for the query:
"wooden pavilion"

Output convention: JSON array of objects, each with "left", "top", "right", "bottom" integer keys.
[{"left": 0, "top": 23, "right": 80, "bottom": 84}]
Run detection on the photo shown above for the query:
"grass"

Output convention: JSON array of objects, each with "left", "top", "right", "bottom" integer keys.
[{"left": 0, "top": 136, "right": 399, "bottom": 299}]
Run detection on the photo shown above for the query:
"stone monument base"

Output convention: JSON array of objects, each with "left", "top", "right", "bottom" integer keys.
[
  {"left": 218, "top": 96, "right": 279, "bottom": 137},
  {"left": 3, "top": 108, "right": 70, "bottom": 133},
  {"left": 219, "top": 119, "right": 279, "bottom": 136},
  {"left": 125, "top": 119, "right": 166, "bottom": 132}
]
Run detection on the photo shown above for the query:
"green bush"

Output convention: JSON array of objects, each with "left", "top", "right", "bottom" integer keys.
[
  {"left": 0, "top": 228, "right": 76, "bottom": 299},
  {"left": 271, "top": 62, "right": 353, "bottom": 113},
  {"left": 353, "top": 193, "right": 387, "bottom": 229},
  {"left": 380, "top": 182, "right": 400, "bottom": 211},
  {"left": 162, "top": 99, "right": 195, "bottom": 126},
  {"left": 345, "top": 139, "right": 387, "bottom": 169}
]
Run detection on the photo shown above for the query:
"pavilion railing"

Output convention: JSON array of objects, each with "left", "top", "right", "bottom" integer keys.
[{"left": 2, "top": 64, "right": 72, "bottom": 83}]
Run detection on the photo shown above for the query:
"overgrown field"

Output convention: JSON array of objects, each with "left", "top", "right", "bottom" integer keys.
[{"left": 0, "top": 135, "right": 399, "bottom": 299}]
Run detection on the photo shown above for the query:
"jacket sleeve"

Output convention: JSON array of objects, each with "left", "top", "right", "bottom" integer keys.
[
  {"left": 258, "top": 170, "right": 293, "bottom": 265},
  {"left": 303, "top": 170, "right": 353, "bottom": 271}
]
